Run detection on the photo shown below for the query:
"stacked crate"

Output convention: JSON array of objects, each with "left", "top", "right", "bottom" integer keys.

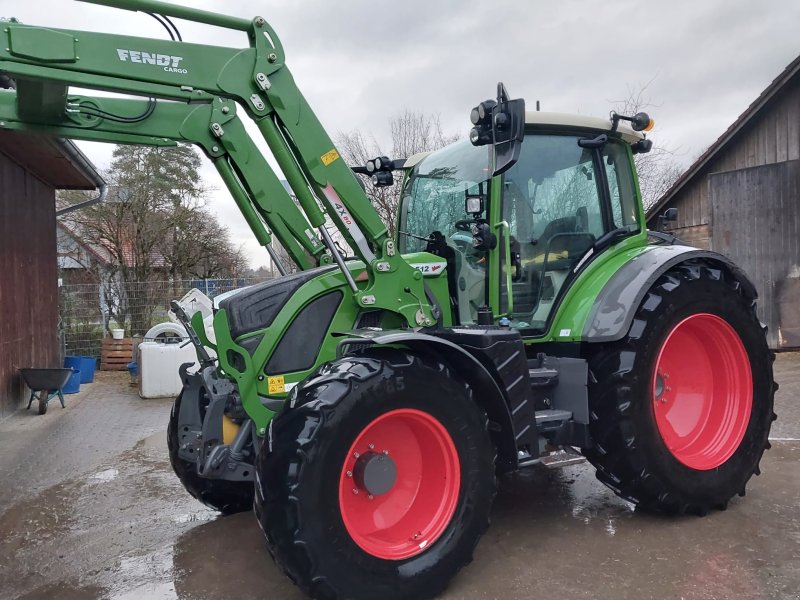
[{"left": 100, "top": 337, "right": 132, "bottom": 371}]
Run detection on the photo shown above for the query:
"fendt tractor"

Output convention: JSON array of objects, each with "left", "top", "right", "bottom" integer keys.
[{"left": 1, "top": 1, "right": 776, "bottom": 598}]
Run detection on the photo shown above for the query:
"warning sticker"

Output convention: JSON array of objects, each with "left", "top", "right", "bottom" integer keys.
[
  {"left": 321, "top": 148, "right": 340, "bottom": 166},
  {"left": 267, "top": 375, "right": 285, "bottom": 394}
]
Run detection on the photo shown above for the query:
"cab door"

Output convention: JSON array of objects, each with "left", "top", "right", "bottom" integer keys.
[{"left": 494, "top": 133, "right": 639, "bottom": 334}]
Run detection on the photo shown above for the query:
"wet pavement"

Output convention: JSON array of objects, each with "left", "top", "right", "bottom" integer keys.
[{"left": 0, "top": 357, "right": 798, "bottom": 600}]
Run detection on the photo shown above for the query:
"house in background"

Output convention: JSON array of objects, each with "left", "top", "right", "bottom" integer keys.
[
  {"left": 57, "top": 220, "right": 115, "bottom": 286},
  {"left": 647, "top": 54, "right": 800, "bottom": 349},
  {"left": 0, "top": 129, "right": 105, "bottom": 417}
]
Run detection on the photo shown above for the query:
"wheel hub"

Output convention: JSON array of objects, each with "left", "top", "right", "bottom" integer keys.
[{"left": 353, "top": 451, "right": 397, "bottom": 496}]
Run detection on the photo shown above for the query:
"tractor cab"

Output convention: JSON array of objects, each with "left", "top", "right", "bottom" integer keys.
[{"left": 399, "top": 112, "right": 648, "bottom": 332}]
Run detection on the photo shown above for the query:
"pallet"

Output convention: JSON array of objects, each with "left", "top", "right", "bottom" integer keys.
[{"left": 100, "top": 337, "right": 133, "bottom": 371}]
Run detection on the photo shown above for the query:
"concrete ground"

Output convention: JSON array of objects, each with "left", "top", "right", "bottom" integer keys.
[{"left": 0, "top": 356, "right": 798, "bottom": 600}]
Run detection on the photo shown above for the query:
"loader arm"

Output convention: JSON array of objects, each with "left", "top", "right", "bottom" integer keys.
[
  {"left": 0, "top": 92, "right": 324, "bottom": 271},
  {"left": 0, "top": 0, "right": 437, "bottom": 327}
]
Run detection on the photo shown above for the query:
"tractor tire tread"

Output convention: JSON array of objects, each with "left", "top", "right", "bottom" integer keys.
[
  {"left": 254, "top": 350, "right": 496, "bottom": 600},
  {"left": 583, "top": 259, "right": 775, "bottom": 516}
]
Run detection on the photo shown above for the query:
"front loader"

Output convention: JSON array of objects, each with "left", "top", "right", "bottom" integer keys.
[{"left": 0, "top": 2, "right": 776, "bottom": 599}]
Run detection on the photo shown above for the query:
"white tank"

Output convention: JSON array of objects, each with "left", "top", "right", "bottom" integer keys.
[{"left": 138, "top": 341, "right": 198, "bottom": 399}]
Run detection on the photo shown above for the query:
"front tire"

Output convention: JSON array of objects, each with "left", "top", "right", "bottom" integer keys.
[
  {"left": 585, "top": 261, "right": 775, "bottom": 515},
  {"left": 167, "top": 390, "right": 254, "bottom": 515},
  {"left": 254, "top": 350, "right": 496, "bottom": 600}
]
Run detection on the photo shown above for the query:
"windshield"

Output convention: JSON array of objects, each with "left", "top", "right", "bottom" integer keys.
[{"left": 399, "top": 140, "right": 491, "bottom": 253}]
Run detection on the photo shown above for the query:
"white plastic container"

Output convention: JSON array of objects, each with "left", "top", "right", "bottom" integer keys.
[
  {"left": 170, "top": 288, "right": 214, "bottom": 323},
  {"left": 111, "top": 328, "right": 125, "bottom": 340},
  {"left": 138, "top": 341, "right": 198, "bottom": 398}
]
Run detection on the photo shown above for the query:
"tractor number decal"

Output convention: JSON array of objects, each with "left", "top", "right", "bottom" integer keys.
[
  {"left": 320, "top": 184, "right": 375, "bottom": 262},
  {"left": 413, "top": 262, "right": 446, "bottom": 276}
]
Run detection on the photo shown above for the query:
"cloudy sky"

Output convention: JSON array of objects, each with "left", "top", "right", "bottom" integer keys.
[{"left": 5, "top": 0, "right": 799, "bottom": 268}]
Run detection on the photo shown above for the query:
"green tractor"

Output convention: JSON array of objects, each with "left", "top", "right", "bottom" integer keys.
[{"left": 0, "top": 1, "right": 775, "bottom": 598}]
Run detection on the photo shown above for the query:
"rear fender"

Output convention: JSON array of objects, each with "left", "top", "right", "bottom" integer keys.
[
  {"left": 582, "top": 245, "right": 757, "bottom": 343},
  {"left": 337, "top": 331, "right": 519, "bottom": 472}
]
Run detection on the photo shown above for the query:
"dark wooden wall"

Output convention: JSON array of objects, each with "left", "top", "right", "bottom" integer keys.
[
  {"left": 0, "top": 149, "right": 60, "bottom": 418},
  {"left": 650, "top": 76, "right": 800, "bottom": 249},
  {"left": 711, "top": 160, "right": 800, "bottom": 348}
]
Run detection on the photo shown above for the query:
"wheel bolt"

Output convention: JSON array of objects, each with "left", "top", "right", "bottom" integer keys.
[
  {"left": 353, "top": 452, "right": 360, "bottom": 458},
  {"left": 368, "top": 443, "right": 375, "bottom": 450},
  {"left": 346, "top": 470, "right": 352, "bottom": 478},
  {"left": 368, "top": 494, "right": 374, "bottom": 500},
  {"left": 352, "top": 488, "right": 359, "bottom": 495},
  {"left": 383, "top": 450, "right": 389, "bottom": 456},
  {"left": 665, "top": 386, "right": 672, "bottom": 392}
]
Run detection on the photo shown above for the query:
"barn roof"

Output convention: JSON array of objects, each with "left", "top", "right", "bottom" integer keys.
[
  {"left": 0, "top": 129, "right": 100, "bottom": 190},
  {"left": 647, "top": 53, "right": 800, "bottom": 220}
]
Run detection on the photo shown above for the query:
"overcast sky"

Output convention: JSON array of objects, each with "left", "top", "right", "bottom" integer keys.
[{"left": 4, "top": 0, "right": 799, "bottom": 268}]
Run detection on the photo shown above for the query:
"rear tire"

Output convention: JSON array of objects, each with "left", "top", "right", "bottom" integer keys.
[
  {"left": 585, "top": 261, "right": 775, "bottom": 515},
  {"left": 254, "top": 350, "right": 496, "bottom": 600},
  {"left": 167, "top": 390, "right": 254, "bottom": 515},
  {"left": 37, "top": 392, "right": 48, "bottom": 415}
]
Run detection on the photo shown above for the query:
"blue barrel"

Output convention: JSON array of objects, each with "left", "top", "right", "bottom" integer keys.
[
  {"left": 63, "top": 368, "right": 81, "bottom": 394},
  {"left": 65, "top": 356, "right": 96, "bottom": 383},
  {"left": 78, "top": 356, "right": 96, "bottom": 383},
  {"left": 64, "top": 356, "right": 81, "bottom": 371}
]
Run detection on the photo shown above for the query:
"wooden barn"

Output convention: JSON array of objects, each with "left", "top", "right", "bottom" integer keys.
[
  {"left": 647, "top": 54, "right": 800, "bottom": 349},
  {"left": 0, "top": 130, "right": 103, "bottom": 417}
]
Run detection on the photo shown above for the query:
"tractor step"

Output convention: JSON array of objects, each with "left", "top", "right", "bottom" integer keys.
[
  {"left": 539, "top": 447, "right": 586, "bottom": 469},
  {"left": 528, "top": 367, "right": 559, "bottom": 388},
  {"left": 535, "top": 409, "right": 573, "bottom": 424},
  {"left": 518, "top": 446, "right": 586, "bottom": 469}
]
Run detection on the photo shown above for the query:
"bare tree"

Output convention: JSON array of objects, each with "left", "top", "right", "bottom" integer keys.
[
  {"left": 60, "top": 144, "right": 248, "bottom": 334},
  {"left": 612, "top": 83, "right": 684, "bottom": 211},
  {"left": 336, "top": 110, "right": 459, "bottom": 235}
]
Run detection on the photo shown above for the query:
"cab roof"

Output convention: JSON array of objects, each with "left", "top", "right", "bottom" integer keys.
[
  {"left": 525, "top": 111, "right": 644, "bottom": 143},
  {"left": 404, "top": 111, "right": 645, "bottom": 168}
]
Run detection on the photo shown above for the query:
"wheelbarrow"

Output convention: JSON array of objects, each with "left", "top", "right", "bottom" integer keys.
[{"left": 18, "top": 368, "right": 73, "bottom": 415}]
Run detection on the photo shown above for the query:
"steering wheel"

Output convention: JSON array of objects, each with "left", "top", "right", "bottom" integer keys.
[{"left": 454, "top": 219, "right": 477, "bottom": 232}]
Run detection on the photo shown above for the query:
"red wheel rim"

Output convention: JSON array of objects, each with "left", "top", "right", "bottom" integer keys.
[
  {"left": 338, "top": 409, "right": 461, "bottom": 560},
  {"left": 652, "top": 313, "right": 752, "bottom": 470}
]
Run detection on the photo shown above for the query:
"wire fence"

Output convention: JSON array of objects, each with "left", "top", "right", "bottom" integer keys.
[{"left": 58, "top": 277, "right": 270, "bottom": 358}]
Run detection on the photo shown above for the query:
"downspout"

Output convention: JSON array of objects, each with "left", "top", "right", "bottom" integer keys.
[{"left": 55, "top": 139, "right": 108, "bottom": 216}]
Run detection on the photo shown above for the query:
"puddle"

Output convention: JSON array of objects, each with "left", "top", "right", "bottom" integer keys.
[
  {"left": 89, "top": 468, "right": 119, "bottom": 483},
  {"left": 106, "top": 546, "right": 176, "bottom": 600},
  {"left": 172, "top": 510, "right": 217, "bottom": 524},
  {"left": 110, "top": 581, "right": 177, "bottom": 600}
]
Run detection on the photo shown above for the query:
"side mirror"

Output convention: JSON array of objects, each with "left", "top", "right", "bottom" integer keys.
[
  {"left": 663, "top": 207, "right": 678, "bottom": 222},
  {"left": 657, "top": 207, "right": 678, "bottom": 233},
  {"left": 492, "top": 97, "right": 525, "bottom": 176},
  {"left": 469, "top": 83, "right": 525, "bottom": 177}
]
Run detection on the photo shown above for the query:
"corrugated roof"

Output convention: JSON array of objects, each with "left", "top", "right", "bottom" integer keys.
[{"left": 646, "top": 53, "right": 800, "bottom": 220}]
